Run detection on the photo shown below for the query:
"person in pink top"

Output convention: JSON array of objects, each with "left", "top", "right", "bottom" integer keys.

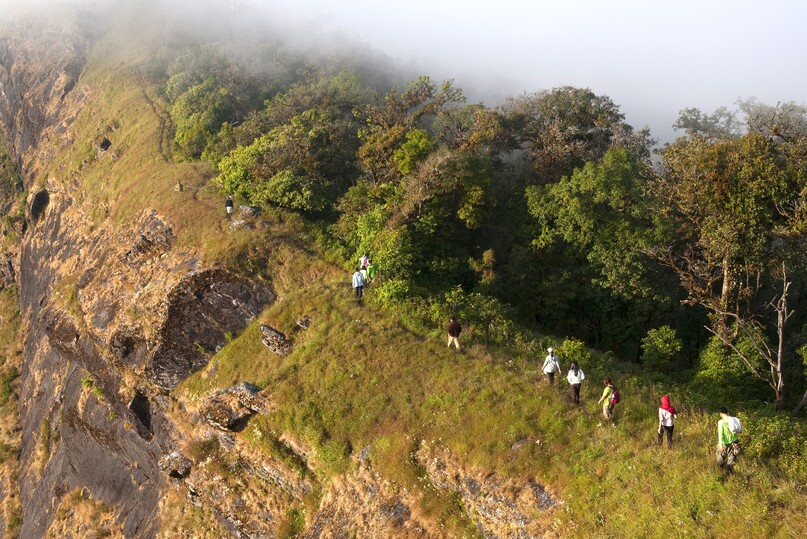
[{"left": 657, "top": 395, "right": 677, "bottom": 449}]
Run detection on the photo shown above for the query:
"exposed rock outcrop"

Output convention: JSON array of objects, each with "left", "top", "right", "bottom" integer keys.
[
  {"left": 199, "top": 382, "right": 272, "bottom": 431},
  {"left": 147, "top": 271, "right": 275, "bottom": 389},
  {"left": 181, "top": 433, "right": 313, "bottom": 538},
  {"left": 121, "top": 211, "right": 174, "bottom": 265},
  {"left": 0, "top": 10, "right": 94, "bottom": 184},
  {"left": 158, "top": 451, "right": 193, "bottom": 478},
  {"left": 239, "top": 205, "right": 261, "bottom": 218},
  {"left": 259, "top": 324, "right": 290, "bottom": 356},
  {"left": 303, "top": 460, "right": 437, "bottom": 539},
  {"left": 16, "top": 188, "right": 276, "bottom": 537},
  {"left": 418, "top": 443, "right": 557, "bottom": 539}
]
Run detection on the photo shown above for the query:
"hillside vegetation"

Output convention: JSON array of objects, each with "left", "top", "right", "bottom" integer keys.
[{"left": 1, "top": 1, "right": 806, "bottom": 537}]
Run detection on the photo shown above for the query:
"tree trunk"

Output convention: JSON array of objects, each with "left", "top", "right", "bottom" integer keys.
[
  {"left": 718, "top": 260, "right": 732, "bottom": 339},
  {"left": 793, "top": 389, "right": 807, "bottom": 416},
  {"left": 774, "top": 292, "right": 786, "bottom": 410}
]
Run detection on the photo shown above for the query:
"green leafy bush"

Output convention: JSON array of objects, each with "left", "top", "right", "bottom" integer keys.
[
  {"left": 0, "top": 366, "right": 19, "bottom": 406},
  {"left": 393, "top": 129, "right": 434, "bottom": 175},
  {"left": 428, "top": 286, "right": 515, "bottom": 346},
  {"left": 256, "top": 170, "right": 327, "bottom": 212},
  {"left": 171, "top": 78, "right": 235, "bottom": 160},
  {"left": 373, "top": 226, "right": 416, "bottom": 280},
  {"left": 216, "top": 133, "right": 273, "bottom": 201},
  {"left": 743, "top": 412, "right": 807, "bottom": 483},
  {"left": 372, "top": 279, "right": 411, "bottom": 308},
  {"left": 686, "top": 336, "right": 769, "bottom": 408},
  {"left": 558, "top": 338, "right": 593, "bottom": 369},
  {"left": 641, "top": 325, "right": 682, "bottom": 372}
]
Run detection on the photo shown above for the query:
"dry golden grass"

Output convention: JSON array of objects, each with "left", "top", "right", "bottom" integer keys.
[{"left": 45, "top": 489, "right": 125, "bottom": 539}]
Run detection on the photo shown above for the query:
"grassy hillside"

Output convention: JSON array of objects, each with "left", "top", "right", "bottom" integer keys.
[
  {"left": 175, "top": 258, "right": 807, "bottom": 537},
  {"left": 0, "top": 285, "right": 22, "bottom": 538},
  {"left": 4, "top": 4, "right": 806, "bottom": 537}
]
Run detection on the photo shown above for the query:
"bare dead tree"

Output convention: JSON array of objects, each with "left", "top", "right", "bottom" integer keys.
[{"left": 705, "top": 264, "right": 793, "bottom": 409}]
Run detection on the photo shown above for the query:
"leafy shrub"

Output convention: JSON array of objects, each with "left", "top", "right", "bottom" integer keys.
[
  {"left": 373, "top": 226, "right": 416, "bottom": 280},
  {"left": 354, "top": 205, "right": 388, "bottom": 257},
  {"left": 558, "top": 338, "right": 592, "bottom": 369},
  {"left": 743, "top": 412, "right": 807, "bottom": 483},
  {"left": 393, "top": 129, "right": 434, "bottom": 175},
  {"left": 686, "top": 336, "right": 769, "bottom": 408},
  {"left": 216, "top": 133, "right": 273, "bottom": 201},
  {"left": 641, "top": 325, "right": 682, "bottom": 372},
  {"left": 372, "top": 279, "right": 411, "bottom": 308},
  {"left": 429, "top": 286, "right": 515, "bottom": 346},
  {"left": 171, "top": 78, "right": 235, "bottom": 160},
  {"left": 256, "top": 170, "right": 327, "bottom": 212},
  {"left": 0, "top": 366, "right": 19, "bottom": 406}
]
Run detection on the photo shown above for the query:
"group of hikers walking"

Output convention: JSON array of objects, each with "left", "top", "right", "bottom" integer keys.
[
  {"left": 351, "top": 254, "right": 376, "bottom": 301},
  {"left": 539, "top": 344, "right": 742, "bottom": 474},
  {"left": 342, "top": 251, "right": 744, "bottom": 477},
  {"left": 223, "top": 198, "right": 745, "bottom": 478},
  {"left": 462, "top": 332, "right": 743, "bottom": 475}
]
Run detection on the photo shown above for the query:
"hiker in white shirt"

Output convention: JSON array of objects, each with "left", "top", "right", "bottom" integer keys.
[
  {"left": 566, "top": 361, "right": 585, "bottom": 404},
  {"left": 542, "top": 347, "right": 561, "bottom": 385},
  {"left": 658, "top": 395, "right": 678, "bottom": 450}
]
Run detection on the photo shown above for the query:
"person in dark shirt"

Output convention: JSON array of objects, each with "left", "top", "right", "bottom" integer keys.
[
  {"left": 225, "top": 195, "right": 234, "bottom": 219},
  {"left": 446, "top": 316, "right": 462, "bottom": 351}
]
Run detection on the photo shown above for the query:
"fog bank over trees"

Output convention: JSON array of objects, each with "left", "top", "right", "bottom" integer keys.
[
  {"left": 3, "top": 0, "right": 804, "bottom": 143},
  {"left": 262, "top": 0, "right": 807, "bottom": 143}
]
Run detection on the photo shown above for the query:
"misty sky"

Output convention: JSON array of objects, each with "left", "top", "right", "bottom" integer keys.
[{"left": 267, "top": 0, "right": 807, "bottom": 142}]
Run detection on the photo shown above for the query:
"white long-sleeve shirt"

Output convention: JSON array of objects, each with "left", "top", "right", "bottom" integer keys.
[
  {"left": 543, "top": 354, "right": 560, "bottom": 373},
  {"left": 659, "top": 408, "right": 676, "bottom": 427},
  {"left": 567, "top": 368, "right": 585, "bottom": 385}
]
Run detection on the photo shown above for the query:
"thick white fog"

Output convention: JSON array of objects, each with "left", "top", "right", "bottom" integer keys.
[
  {"left": 2, "top": 0, "right": 805, "bottom": 142},
  {"left": 264, "top": 0, "right": 807, "bottom": 142}
]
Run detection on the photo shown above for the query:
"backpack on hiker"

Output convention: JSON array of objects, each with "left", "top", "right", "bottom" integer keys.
[
  {"left": 609, "top": 387, "right": 621, "bottom": 405},
  {"left": 727, "top": 416, "right": 742, "bottom": 434}
]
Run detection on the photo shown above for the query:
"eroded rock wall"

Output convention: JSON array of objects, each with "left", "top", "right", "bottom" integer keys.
[
  {"left": 0, "top": 9, "right": 95, "bottom": 186},
  {"left": 16, "top": 186, "right": 274, "bottom": 536}
]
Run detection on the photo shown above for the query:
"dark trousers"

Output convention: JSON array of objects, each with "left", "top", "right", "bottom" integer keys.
[
  {"left": 658, "top": 425, "right": 674, "bottom": 449},
  {"left": 546, "top": 372, "right": 555, "bottom": 385},
  {"left": 569, "top": 383, "right": 581, "bottom": 404},
  {"left": 716, "top": 443, "right": 740, "bottom": 473},
  {"left": 354, "top": 286, "right": 363, "bottom": 299}
]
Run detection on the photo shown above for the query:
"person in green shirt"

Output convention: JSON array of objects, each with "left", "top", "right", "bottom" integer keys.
[
  {"left": 597, "top": 377, "right": 616, "bottom": 421},
  {"left": 716, "top": 406, "right": 740, "bottom": 475}
]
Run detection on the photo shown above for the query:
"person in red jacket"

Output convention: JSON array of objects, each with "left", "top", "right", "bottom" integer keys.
[{"left": 657, "top": 395, "right": 677, "bottom": 449}]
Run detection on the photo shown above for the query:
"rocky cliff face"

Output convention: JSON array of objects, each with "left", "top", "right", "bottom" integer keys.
[
  {"left": 0, "top": 7, "right": 559, "bottom": 538},
  {"left": 0, "top": 9, "right": 95, "bottom": 187},
  {"left": 0, "top": 9, "right": 277, "bottom": 537},
  {"left": 16, "top": 192, "right": 275, "bottom": 537}
]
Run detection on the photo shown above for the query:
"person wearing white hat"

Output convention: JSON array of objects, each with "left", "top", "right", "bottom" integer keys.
[{"left": 542, "top": 347, "right": 561, "bottom": 385}]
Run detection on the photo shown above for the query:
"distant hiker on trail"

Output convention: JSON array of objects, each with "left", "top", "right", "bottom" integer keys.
[
  {"left": 359, "top": 253, "right": 370, "bottom": 269},
  {"left": 366, "top": 260, "right": 377, "bottom": 283},
  {"left": 716, "top": 407, "right": 742, "bottom": 475},
  {"left": 225, "top": 195, "right": 234, "bottom": 219},
  {"left": 597, "top": 377, "right": 619, "bottom": 421},
  {"left": 359, "top": 265, "right": 369, "bottom": 287},
  {"left": 352, "top": 267, "right": 366, "bottom": 301},
  {"left": 542, "top": 347, "right": 561, "bottom": 385},
  {"left": 446, "top": 316, "right": 462, "bottom": 351},
  {"left": 658, "top": 395, "right": 677, "bottom": 449},
  {"left": 566, "top": 361, "right": 585, "bottom": 404}
]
